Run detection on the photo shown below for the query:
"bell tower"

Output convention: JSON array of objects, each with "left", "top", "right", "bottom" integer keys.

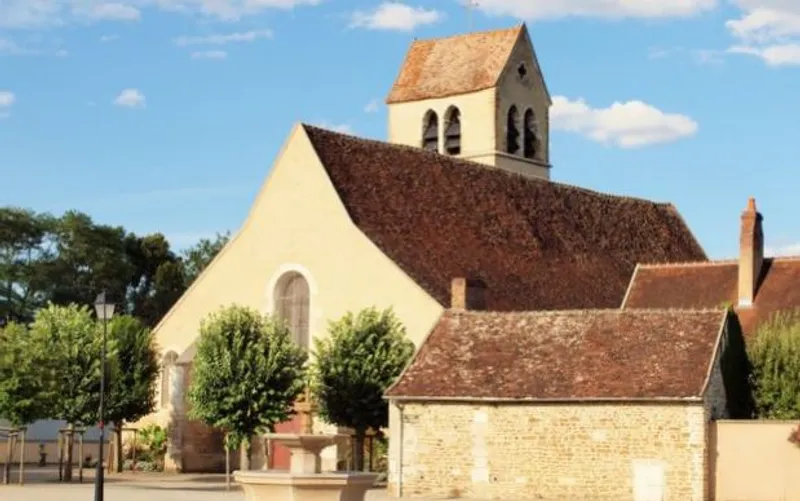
[{"left": 385, "top": 24, "right": 551, "bottom": 180}]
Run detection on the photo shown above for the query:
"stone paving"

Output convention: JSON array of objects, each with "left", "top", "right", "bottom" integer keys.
[{"left": 0, "top": 468, "right": 397, "bottom": 501}]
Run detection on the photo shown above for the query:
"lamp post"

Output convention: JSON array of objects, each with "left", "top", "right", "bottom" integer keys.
[{"left": 93, "top": 292, "right": 115, "bottom": 501}]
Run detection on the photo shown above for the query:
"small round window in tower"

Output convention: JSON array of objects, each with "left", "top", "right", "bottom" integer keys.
[{"left": 517, "top": 63, "right": 528, "bottom": 79}]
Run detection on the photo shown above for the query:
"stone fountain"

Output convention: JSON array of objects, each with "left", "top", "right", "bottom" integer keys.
[{"left": 233, "top": 388, "right": 379, "bottom": 501}]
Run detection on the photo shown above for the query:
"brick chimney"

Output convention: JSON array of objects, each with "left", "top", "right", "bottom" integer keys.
[
  {"left": 451, "top": 278, "right": 487, "bottom": 310},
  {"left": 738, "top": 197, "right": 764, "bottom": 308}
]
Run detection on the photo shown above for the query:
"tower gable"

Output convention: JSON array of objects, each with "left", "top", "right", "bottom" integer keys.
[{"left": 386, "top": 24, "right": 551, "bottom": 181}]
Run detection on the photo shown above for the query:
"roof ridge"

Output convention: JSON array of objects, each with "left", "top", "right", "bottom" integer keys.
[
  {"left": 448, "top": 308, "right": 726, "bottom": 316},
  {"left": 301, "top": 124, "right": 675, "bottom": 207},
  {"left": 638, "top": 259, "right": 736, "bottom": 269},
  {"left": 770, "top": 255, "right": 800, "bottom": 262},
  {"left": 411, "top": 24, "right": 523, "bottom": 45}
]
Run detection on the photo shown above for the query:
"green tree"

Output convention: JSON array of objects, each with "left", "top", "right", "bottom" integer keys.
[
  {"left": 126, "top": 233, "right": 187, "bottom": 327},
  {"left": 30, "top": 303, "right": 111, "bottom": 481},
  {"left": 187, "top": 305, "right": 307, "bottom": 474},
  {"left": 0, "top": 207, "right": 57, "bottom": 323},
  {"left": 181, "top": 232, "right": 230, "bottom": 285},
  {"left": 0, "top": 321, "right": 51, "bottom": 427},
  {"left": 748, "top": 309, "right": 800, "bottom": 419},
  {"left": 312, "top": 306, "right": 414, "bottom": 471},
  {"left": 104, "top": 315, "right": 160, "bottom": 472}
]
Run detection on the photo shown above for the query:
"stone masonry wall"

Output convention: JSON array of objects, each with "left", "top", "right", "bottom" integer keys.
[{"left": 389, "top": 402, "right": 709, "bottom": 501}]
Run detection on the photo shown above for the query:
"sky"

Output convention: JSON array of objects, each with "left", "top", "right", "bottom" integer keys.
[{"left": 0, "top": 0, "right": 798, "bottom": 259}]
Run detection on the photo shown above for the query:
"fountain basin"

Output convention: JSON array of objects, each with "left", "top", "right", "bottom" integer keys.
[
  {"left": 264, "top": 433, "right": 350, "bottom": 474},
  {"left": 234, "top": 470, "right": 379, "bottom": 501}
]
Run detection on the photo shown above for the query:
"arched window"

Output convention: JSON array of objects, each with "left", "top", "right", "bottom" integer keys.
[
  {"left": 506, "top": 105, "right": 520, "bottom": 155},
  {"left": 160, "top": 351, "right": 178, "bottom": 408},
  {"left": 444, "top": 107, "right": 461, "bottom": 155},
  {"left": 422, "top": 110, "right": 439, "bottom": 151},
  {"left": 274, "top": 271, "right": 310, "bottom": 349},
  {"left": 523, "top": 108, "right": 538, "bottom": 159}
]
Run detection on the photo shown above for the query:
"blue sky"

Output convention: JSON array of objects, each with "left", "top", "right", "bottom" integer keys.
[{"left": 0, "top": 0, "right": 798, "bottom": 259}]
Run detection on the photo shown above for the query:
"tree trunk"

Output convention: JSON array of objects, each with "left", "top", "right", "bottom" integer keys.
[
  {"left": 353, "top": 431, "right": 366, "bottom": 472},
  {"left": 224, "top": 434, "right": 231, "bottom": 491},
  {"left": 240, "top": 438, "right": 252, "bottom": 471},
  {"left": 64, "top": 426, "right": 74, "bottom": 482},
  {"left": 3, "top": 432, "right": 14, "bottom": 484},
  {"left": 114, "top": 425, "right": 123, "bottom": 473}
]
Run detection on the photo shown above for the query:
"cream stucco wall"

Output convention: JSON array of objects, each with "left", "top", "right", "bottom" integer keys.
[
  {"left": 138, "top": 123, "right": 444, "bottom": 428},
  {"left": 387, "top": 88, "right": 496, "bottom": 158}
]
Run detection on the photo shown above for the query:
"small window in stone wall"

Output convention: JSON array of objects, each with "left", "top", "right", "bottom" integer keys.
[
  {"left": 161, "top": 351, "right": 178, "bottom": 408},
  {"left": 444, "top": 106, "right": 461, "bottom": 155},
  {"left": 506, "top": 105, "right": 520, "bottom": 154},
  {"left": 523, "top": 108, "right": 538, "bottom": 159},
  {"left": 422, "top": 110, "right": 439, "bottom": 151},
  {"left": 274, "top": 271, "right": 311, "bottom": 350}
]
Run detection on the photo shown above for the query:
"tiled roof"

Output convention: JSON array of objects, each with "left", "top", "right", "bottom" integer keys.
[
  {"left": 303, "top": 125, "right": 706, "bottom": 311},
  {"left": 623, "top": 257, "right": 800, "bottom": 338},
  {"left": 385, "top": 309, "right": 725, "bottom": 401},
  {"left": 386, "top": 25, "right": 523, "bottom": 104}
]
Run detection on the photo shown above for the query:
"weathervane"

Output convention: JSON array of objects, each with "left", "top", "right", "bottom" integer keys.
[{"left": 464, "top": 0, "right": 479, "bottom": 31}]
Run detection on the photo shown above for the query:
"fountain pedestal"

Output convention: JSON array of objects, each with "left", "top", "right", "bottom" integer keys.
[{"left": 233, "top": 390, "right": 379, "bottom": 501}]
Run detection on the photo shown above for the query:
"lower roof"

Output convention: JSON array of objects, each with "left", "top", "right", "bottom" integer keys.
[
  {"left": 385, "top": 309, "right": 726, "bottom": 402},
  {"left": 623, "top": 257, "right": 800, "bottom": 337}
]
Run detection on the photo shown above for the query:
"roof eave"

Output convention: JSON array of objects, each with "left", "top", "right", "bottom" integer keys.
[{"left": 384, "top": 395, "right": 704, "bottom": 404}]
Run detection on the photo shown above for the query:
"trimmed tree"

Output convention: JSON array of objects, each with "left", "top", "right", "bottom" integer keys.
[
  {"left": 187, "top": 305, "right": 307, "bottom": 476},
  {"left": 311, "top": 306, "right": 414, "bottom": 471},
  {"left": 0, "top": 321, "right": 52, "bottom": 480},
  {"left": 748, "top": 309, "right": 800, "bottom": 419},
  {"left": 104, "top": 315, "right": 160, "bottom": 472},
  {"left": 30, "top": 303, "right": 111, "bottom": 481}
]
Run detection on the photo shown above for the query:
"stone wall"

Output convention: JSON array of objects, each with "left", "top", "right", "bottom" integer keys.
[{"left": 389, "top": 401, "right": 709, "bottom": 501}]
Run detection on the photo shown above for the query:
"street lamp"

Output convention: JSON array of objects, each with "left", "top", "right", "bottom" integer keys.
[{"left": 93, "top": 291, "right": 115, "bottom": 501}]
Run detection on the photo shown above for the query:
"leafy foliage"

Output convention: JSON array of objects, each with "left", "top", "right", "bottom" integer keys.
[
  {"left": 187, "top": 305, "right": 308, "bottom": 455},
  {"left": 0, "top": 206, "right": 230, "bottom": 328},
  {"left": 29, "top": 303, "right": 111, "bottom": 426},
  {"left": 181, "top": 232, "right": 230, "bottom": 285},
  {"left": 311, "top": 306, "right": 414, "bottom": 470},
  {"left": 105, "top": 315, "right": 160, "bottom": 426},
  {"left": 748, "top": 309, "right": 800, "bottom": 419},
  {"left": 0, "top": 322, "right": 51, "bottom": 426}
]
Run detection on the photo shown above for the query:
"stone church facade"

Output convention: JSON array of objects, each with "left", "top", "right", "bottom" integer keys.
[{"left": 135, "top": 24, "right": 708, "bottom": 474}]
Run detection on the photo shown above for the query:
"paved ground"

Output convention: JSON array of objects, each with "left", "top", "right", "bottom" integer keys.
[{"left": 0, "top": 467, "right": 395, "bottom": 501}]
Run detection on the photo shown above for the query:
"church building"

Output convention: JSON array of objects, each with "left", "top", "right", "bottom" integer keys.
[{"left": 138, "top": 24, "right": 707, "bottom": 473}]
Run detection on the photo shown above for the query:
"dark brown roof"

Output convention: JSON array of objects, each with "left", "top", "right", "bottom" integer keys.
[
  {"left": 303, "top": 125, "right": 706, "bottom": 311},
  {"left": 623, "top": 257, "right": 800, "bottom": 338},
  {"left": 386, "top": 25, "right": 523, "bottom": 104},
  {"left": 385, "top": 309, "right": 725, "bottom": 401}
]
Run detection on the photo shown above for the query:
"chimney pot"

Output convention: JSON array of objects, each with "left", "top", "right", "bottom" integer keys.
[
  {"left": 451, "top": 277, "right": 487, "bottom": 311},
  {"left": 738, "top": 197, "right": 764, "bottom": 308}
]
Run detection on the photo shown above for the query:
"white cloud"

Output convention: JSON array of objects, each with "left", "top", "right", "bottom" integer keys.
[
  {"left": 0, "top": 38, "right": 32, "bottom": 55},
  {"left": 55, "top": 48, "right": 69, "bottom": 57},
  {"left": 474, "top": 0, "right": 716, "bottom": 20},
  {"left": 728, "top": 43, "right": 800, "bottom": 66},
  {"left": 100, "top": 34, "right": 120, "bottom": 42},
  {"left": 364, "top": 99, "right": 381, "bottom": 113},
  {"left": 0, "top": 0, "right": 318, "bottom": 28},
  {"left": 725, "top": 2, "right": 800, "bottom": 66},
  {"left": 550, "top": 96, "right": 698, "bottom": 148},
  {"left": 0, "top": 91, "right": 15, "bottom": 119},
  {"left": 315, "top": 121, "right": 354, "bottom": 134},
  {"left": 114, "top": 88, "right": 146, "bottom": 108},
  {"left": 174, "top": 29, "right": 273, "bottom": 46},
  {"left": 83, "top": 2, "right": 141, "bottom": 20},
  {"left": 766, "top": 242, "right": 800, "bottom": 257},
  {"left": 350, "top": 2, "right": 444, "bottom": 31},
  {"left": 191, "top": 49, "right": 228, "bottom": 59}
]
